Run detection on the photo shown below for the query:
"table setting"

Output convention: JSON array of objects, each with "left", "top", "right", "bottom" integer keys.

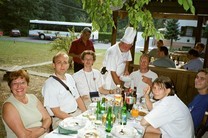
[{"left": 44, "top": 88, "right": 148, "bottom": 138}]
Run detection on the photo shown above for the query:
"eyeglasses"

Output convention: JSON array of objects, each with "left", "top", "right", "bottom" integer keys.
[{"left": 11, "top": 81, "right": 27, "bottom": 87}]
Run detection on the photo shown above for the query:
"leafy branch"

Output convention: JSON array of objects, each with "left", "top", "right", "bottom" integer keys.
[{"left": 81, "top": 0, "right": 195, "bottom": 39}]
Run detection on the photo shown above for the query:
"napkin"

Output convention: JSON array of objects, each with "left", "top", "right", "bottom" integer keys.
[{"left": 58, "top": 126, "right": 78, "bottom": 135}]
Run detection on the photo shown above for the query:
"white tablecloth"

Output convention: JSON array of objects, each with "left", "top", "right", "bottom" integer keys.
[{"left": 44, "top": 103, "right": 145, "bottom": 138}]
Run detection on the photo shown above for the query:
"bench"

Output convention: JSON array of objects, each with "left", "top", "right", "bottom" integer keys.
[{"left": 130, "top": 64, "right": 198, "bottom": 105}]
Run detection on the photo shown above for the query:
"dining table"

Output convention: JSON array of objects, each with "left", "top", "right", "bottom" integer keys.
[{"left": 44, "top": 98, "right": 148, "bottom": 138}]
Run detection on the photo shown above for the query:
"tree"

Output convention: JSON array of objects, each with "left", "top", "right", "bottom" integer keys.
[
  {"left": 40, "top": 0, "right": 65, "bottom": 21},
  {"left": 164, "top": 19, "right": 180, "bottom": 51},
  {"left": 0, "top": 0, "right": 44, "bottom": 35},
  {"left": 81, "top": 0, "right": 195, "bottom": 39}
]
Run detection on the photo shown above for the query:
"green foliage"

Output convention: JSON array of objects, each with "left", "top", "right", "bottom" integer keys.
[
  {"left": 164, "top": 19, "right": 180, "bottom": 50},
  {"left": 178, "top": 0, "right": 195, "bottom": 14},
  {"left": 81, "top": 0, "right": 195, "bottom": 39},
  {"left": 98, "top": 32, "right": 112, "bottom": 43},
  {"left": 50, "top": 29, "right": 77, "bottom": 53}
]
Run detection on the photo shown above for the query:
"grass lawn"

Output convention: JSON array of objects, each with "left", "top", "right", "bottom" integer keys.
[{"left": 0, "top": 40, "right": 141, "bottom": 74}]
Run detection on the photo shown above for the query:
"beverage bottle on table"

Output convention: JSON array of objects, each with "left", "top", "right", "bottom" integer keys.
[
  {"left": 126, "top": 87, "right": 134, "bottom": 112},
  {"left": 116, "top": 84, "right": 121, "bottom": 94},
  {"left": 96, "top": 101, "right": 101, "bottom": 120},
  {"left": 120, "top": 102, "right": 127, "bottom": 125},
  {"left": 133, "top": 87, "right": 137, "bottom": 104},
  {"left": 105, "top": 106, "right": 113, "bottom": 132},
  {"left": 121, "top": 88, "right": 126, "bottom": 103},
  {"left": 100, "top": 97, "right": 106, "bottom": 114}
]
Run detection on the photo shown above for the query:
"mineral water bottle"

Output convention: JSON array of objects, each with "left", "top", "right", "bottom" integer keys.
[
  {"left": 100, "top": 97, "right": 106, "bottom": 114},
  {"left": 120, "top": 102, "right": 127, "bottom": 125},
  {"left": 105, "top": 106, "right": 113, "bottom": 132}
]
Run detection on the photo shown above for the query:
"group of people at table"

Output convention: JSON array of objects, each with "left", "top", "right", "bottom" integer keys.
[
  {"left": 148, "top": 39, "right": 205, "bottom": 72},
  {"left": 2, "top": 27, "right": 208, "bottom": 138}
]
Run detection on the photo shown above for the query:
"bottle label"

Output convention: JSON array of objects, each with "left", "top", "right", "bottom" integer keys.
[
  {"left": 121, "top": 114, "right": 127, "bottom": 124},
  {"left": 126, "top": 96, "right": 134, "bottom": 104}
]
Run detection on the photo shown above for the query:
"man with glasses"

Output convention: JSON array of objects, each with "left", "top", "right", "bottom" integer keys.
[
  {"left": 102, "top": 27, "right": 136, "bottom": 90},
  {"left": 69, "top": 27, "right": 95, "bottom": 73}
]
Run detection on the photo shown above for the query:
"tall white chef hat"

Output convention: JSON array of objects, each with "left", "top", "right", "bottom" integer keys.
[{"left": 120, "top": 27, "right": 136, "bottom": 44}]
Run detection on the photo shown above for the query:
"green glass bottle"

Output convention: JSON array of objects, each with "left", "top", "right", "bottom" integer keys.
[
  {"left": 100, "top": 97, "right": 106, "bottom": 114},
  {"left": 96, "top": 101, "right": 101, "bottom": 120},
  {"left": 105, "top": 106, "right": 113, "bottom": 132},
  {"left": 120, "top": 102, "right": 127, "bottom": 125}
]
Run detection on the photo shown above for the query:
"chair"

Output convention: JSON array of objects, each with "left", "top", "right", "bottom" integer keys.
[{"left": 196, "top": 111, "right": 208, "bottom": 138}]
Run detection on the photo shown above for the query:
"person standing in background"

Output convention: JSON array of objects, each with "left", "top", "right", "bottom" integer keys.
[
  {"left": 194, "top": 42, "right": 205, "bottom": 59},
  {"left": 148, "top": 39, "right": 164, "bottom": 61},
  {"left": 69, "top": 27, "right": 95, "bottom": 73},
  {"left": 103, "top": 27, "right": 136, "bottom": 90}
]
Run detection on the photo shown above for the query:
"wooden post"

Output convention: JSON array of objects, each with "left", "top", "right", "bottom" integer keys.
[
  {"left": 111, "top": 11, "right": 118, "bottom": 46},
  {"left": 143, "top": 36, "right": 150, "bottom": 53},
  {"left": 195, "top": 16, "right": 203, "bottom": 44},
  {"left": 204, "top": 43, "right": 208, "bottom": 68}
]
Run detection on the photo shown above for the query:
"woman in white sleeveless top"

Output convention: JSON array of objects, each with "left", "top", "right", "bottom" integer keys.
[{"left": 2, "top": 69, "right": 51, "bottom": 138}]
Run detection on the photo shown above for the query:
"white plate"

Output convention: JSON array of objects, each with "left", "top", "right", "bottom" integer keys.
[
  {"left": 111, "top": 125, "right": 139, "bottom": 138},
  {"left": 78, "top": 128, "right": 105, "bottom": 138},
  {"left": 59, "top": 117, "right": 87, "bottom": 131}
]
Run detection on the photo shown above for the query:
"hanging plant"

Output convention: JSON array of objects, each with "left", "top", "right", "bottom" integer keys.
[{"left": 81, "top": 0, "right": 195, "bottom": 39}]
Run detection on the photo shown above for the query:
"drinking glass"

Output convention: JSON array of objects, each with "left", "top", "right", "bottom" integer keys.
[{"left": 131, "top": 105, "right": 139, "bottom": 123}]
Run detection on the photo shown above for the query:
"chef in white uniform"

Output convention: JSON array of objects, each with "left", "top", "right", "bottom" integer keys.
[{"left": 103, "top": 27, "right": 136, "bottom": 90}]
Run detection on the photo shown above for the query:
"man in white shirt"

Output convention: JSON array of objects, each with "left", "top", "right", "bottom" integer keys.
[
  {"left": 103, "top": 27, "right": 136, "bottom": 90},
  {"left": 124, "top": 54, "right": 158, "bottom": 99},
  {"left": 42, "top": 52, "right": 87, "bottom": 129}
]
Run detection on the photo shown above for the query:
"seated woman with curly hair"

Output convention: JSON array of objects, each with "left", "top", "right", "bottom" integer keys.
[{"left": 2, "top": 69, "right": 51, "bottom": 138}]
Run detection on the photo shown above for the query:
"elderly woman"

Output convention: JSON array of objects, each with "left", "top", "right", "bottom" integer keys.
[
  {"left": 2, "top": 69, "right": 51, "bottom": 138},
  {"left": 141, "top": 76, "right": 194, "bottom": 138}
]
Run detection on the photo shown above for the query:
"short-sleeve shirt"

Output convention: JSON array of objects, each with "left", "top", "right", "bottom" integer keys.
[
  {"left": 69, "top": 38, "right": 95, "bottom": 64},
  {"left": 183, "top": 57, "right": 203, "bottom": 72},
  {"left": 124, "top": 70, "right": 158, "bottom": 98},
  {"left": 152, "top": 57, "right": 176, "bottom": 68},
  {"left": 188, "top": 94, "right": 208, "bottom": 131},
  {"left": 42, "top": 74, "right": 80, "bottom": 116},
  {"left": 148, "top": 48, "right": 158, "bottom": 59},
  {"left": 144, "top": 95, "right": 194, "bottom": 138},
  {"left": 103, "top": 43, "right": 132, "bottom": 89},
  {"left": 73, "top": 69, "right": 104, "bottom": 96}
]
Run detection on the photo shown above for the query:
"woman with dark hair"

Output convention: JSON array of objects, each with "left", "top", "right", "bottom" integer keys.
[
  {"left": 141, "top": 76, "right": 194, "bottom": 138},
  {"left": 2, "top": 69, "right": 51, "bottom": 138}
]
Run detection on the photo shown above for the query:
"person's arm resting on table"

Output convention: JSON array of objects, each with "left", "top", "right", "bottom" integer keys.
[{"left": 76, "top": 97, "right": 87, "bottom": 112}]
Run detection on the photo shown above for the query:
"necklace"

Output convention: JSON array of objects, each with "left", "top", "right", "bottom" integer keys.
[{"left": 83, "top": 70, "right": 97, "bottom": 92}]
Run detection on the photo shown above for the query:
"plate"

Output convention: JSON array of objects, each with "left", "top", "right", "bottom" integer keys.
[
  {"left": 59, "top": 117, "right": 87, "bottom": 131},
  {"left": 111, "top": 125, "right": 139, "bottom": 138},
  {"left": 77, "top": 128, "right": 105, "bottom": 138}
]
